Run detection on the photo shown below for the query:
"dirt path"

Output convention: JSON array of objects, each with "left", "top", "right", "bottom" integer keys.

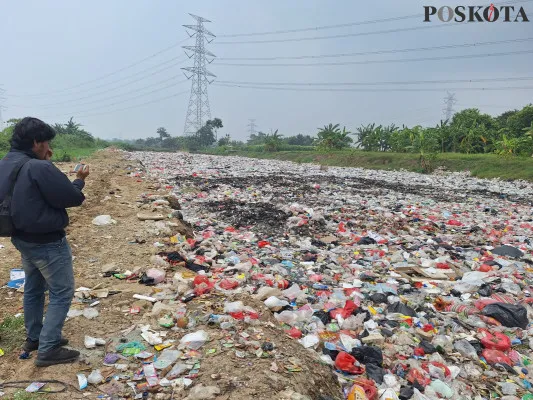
[{"left": 0, "top": 150, "right": 341, "bottom": 400}]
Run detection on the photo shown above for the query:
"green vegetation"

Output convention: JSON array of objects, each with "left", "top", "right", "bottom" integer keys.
[
  {"left": 203, "top": 150, "right": 533, "bottom": 181},
  {"left": 118, "top": 118, "right": 224, "bottom": 152},
  {"left": 0, "top": 314, "right": 25, "bottom": 352},
  {"left": 1, "top": 117, "right": 108, "bottom": 161}
]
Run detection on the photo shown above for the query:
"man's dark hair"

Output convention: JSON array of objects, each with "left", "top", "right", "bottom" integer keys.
[{"left": 10, "top": 117, "right": 56, "bottom": 151}]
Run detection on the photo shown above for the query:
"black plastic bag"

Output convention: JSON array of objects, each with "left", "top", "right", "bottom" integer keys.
[
  {"left": 388, "top": 302, "right": 417, "bottom": 317},
  {"left": 315, "top": 310, "right": 331, "bottom": 325},
  {"left": 491, "top": 245, "right": 524, "bottom": 258},
  {"left": 478, "top": 284, "right": 492, "bottom": 297},
  {"left": 365, "top": 363, "right": 384, "bottom": 384},
  {"left": 399, "top": 386, "right": 415, "bottom": 400},
  {"left": 358, "top": 237, "right": 376, "bottom": 245},
  {"left": 351, "top": 346, "right": 383, "bottom": 366},
  {"left": 369, "top": 293, "right": 388, "bottom": 304},
  {"left": 419, "top": 340, "right": 437, "bottom": 354},
  {"left": 482, "top": 303, "right": 529, "bottom": 329}
]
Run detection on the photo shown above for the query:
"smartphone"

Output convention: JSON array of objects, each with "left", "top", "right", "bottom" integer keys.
[{"left": 74, "top": 164, "right": 87, "bottom": 172}]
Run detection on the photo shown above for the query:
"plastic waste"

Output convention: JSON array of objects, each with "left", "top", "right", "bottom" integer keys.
[
  {"left": 180, "top": 330, "right": 209, "bottom": 350},
  {"left": 482, "top": 303, "right": 529, "bottom": 329},
  {"left": 299, "top": 334, "right": 319, "bottom": 349},
  {"left": 454, "top": 339, "right": 479, "bottom": 359},
  {"left": 82, "top": 308, "right": 99, "bottom": 319},
  {"left": 264, "top": 296, "right": 289, "bottom": 309},
  {"left": 154, "top": 349, "right": 181, "bottom": 369},
  {"left": 482, "top": 349, "right": 513, "bottom": 366},
  {"left": 88, "top": 370, "right": 103, "bottom": 385},
  {"left": 92, "top": 215, "right": 116, "bottom": 226},
  {"left": 166, "top": 363, "right": 190, "bottom": 379},
  {"left": 335, "top": 351, "right": 364, "bottom": 375},
  {"left": 430, "top": 380, "right": 454, "bottom": 398},
  {"left": 146, "top": 268, "right": 166, "bottom": 284}
]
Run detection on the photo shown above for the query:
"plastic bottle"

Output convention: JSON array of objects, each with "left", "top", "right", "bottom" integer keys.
[{"left": 429, "top": 380, "right": 453, "bottom": 398}]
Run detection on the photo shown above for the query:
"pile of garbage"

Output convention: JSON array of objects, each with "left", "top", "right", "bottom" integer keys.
[
  {"left": 13, "top": 151, "right": 533, "bottom": 399},
  {"left": 114, "top": 152, "right": 533, "bottom": 399}
]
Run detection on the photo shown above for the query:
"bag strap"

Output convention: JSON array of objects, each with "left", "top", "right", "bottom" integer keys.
[{"left": 7, "top": 158, "right": 31, "bottom": 197}]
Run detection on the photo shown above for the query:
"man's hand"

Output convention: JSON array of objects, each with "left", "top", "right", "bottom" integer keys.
[
  {"left": 45, "top": 149, "right": 53, "bottom": 161},
  {"left": 76, "top": 165, "right": 90, "bottom": 180}
]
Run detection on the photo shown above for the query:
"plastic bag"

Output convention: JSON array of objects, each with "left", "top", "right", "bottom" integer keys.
[
  {"left": 454, "top": 339, "right": 478, "bottom": 359},
  {"left": 299, "top": 334, "right": 320, "bottom": 349},
  {"left": 264, "top": 296, "right": 289, "bottom": 309},
  {"left": 180, "top": 330, "right": 209, "bottom": 350},
  {"left": 407, "top": 368, "right": 431, "bottom": 387},
  {"left": 282, "top": 283, "right": 302, "bottom": 299},
  {"left": 351, "top": 346, "right": 383, "bottom": 366},
  {"left": 366, "top": 363, "right": 384, "bottom": 384},
  {"left": 387, "top": 302, "right": 417, "bottom": 317},
  {"left": 482, "top": 303, "right": 529, "bottom": 329},
  {"left": 224, "top": 301, "right": 244, "bottom": 313},
  {"left": 88, "top": 370, "right": 103, "bottom": 385},
  {"left": 154, "top": 349, "right": 181, "bottom": 369},
  {"left": 92, "top": 215, "right": 116, "bottom": 226},
  {"left": 481, "top": 349, "right": 513, "bottom": 366},
  {"left": 146, "top": 268, "right": 166, "bottom": 284},
  {"left": 83, "top": 308, "right": 99, "bottom": 319},
  {"left": 335, "top": 351, "right": 365, "bottom": 374}
]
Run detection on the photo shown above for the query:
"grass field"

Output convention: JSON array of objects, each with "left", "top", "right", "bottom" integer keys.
[
  {"left": 0, "top": 148, "right": 98, "bottom": 162},
  {"left": 204, "top": 150, "right": 533, "bottom": 181}
]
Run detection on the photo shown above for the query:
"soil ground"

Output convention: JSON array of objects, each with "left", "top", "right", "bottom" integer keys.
[{"left": 0, "top": 150, "right": 342, "bottom": 400}]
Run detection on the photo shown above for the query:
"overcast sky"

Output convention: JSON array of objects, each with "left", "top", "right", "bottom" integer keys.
[{"left": 0, "top": 0, "right": 532, "bottom": 140}]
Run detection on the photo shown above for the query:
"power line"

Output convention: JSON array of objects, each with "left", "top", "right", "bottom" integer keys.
[
  {"left": 217, "top": 37, "right": 532, "bottom": 61},
  {"left": 218, "top": 14, "right": 420, "bottom": 38},
  {"left": 217, "top": 0, "right": 532, "bottom": 38},
  {"left": 217, "top": 76, "right": 533, "bottom": 87},
  {"left": 216, "top": 49, "right": 533, "bottom": 67},
  {"left": 213, "top": 83, "right": 533, "bottom": 92},
  {"left": 40, "top": 90, "right": 190, "bottom": 120},
  {"left": 8, "top": 75, "right": 189, "bottom": 109},
  {"left": 9, "top": 56, "right": 188, "bottom": 99},
  {"left": 12, "top": 39, "right": 190, "bottom": 98}
]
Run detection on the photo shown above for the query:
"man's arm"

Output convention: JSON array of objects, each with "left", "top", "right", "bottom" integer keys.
[{"left": 32, "top": 162, "right": 86, "bottom": 209}]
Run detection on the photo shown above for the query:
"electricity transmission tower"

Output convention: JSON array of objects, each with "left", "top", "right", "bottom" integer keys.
[
  {"left": 443, "top": 92, "right": 457, "bottom": 122},
  {"left": 182, "top": 14, "right": 216, "bottom": 135},
  {"left": 247, "top": 119, "right": 257, "bottom": 136}
]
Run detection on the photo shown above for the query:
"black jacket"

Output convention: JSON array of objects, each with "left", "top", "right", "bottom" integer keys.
[{"left": 0, "top": 149, "right": 85, "bottom": 243}]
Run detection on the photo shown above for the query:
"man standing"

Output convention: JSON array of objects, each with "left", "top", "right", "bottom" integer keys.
[{"left": 0, "top": 117, "right": 89, "bottom": 367}]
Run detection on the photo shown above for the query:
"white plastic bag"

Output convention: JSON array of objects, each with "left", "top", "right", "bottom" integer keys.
[
  {"left": 264, "top": 296, "right": 289, "bottom": 309},
  {"left": 92, "top": 215, "right": 116, "bottom": 226},
  {"left": 180, "top": 330, "right": 209, "bottom": 350}
]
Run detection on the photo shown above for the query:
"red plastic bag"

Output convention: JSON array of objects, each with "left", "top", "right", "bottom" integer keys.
[
  {"left": 482, "top": 349, "right": 513, "bottom": 365},
  {"left": 258, "top": 241, "right": 270, "bottom": 248},
  {"left": 447, "top": 219, "right": 462, "bottom": 226},
  {"left": 330, "top": 300, "right": 358, "bottom": 320},
  {"left": 335, "top": 352, "right": 365, "bottom": 375},
  {"left": 479, "top": 329, "right": 511, "bottom": 351},
  {"left": 406, "top": 368, "right": 431, "bottom": 387},
  {"left": 288, "top": 327, "right": 302, "bottom": 339},
  {"left": 353, "top": 378, "right": 378, "bottom": 400},
  {"left": 478, "top": 264, "right": 493, "bottom": 272},
  {"left": 219, "top": 279, "right": 239, "bottom": 290},
  {"left": 193, "top": 275, "right": 210, "bottom": 286}
]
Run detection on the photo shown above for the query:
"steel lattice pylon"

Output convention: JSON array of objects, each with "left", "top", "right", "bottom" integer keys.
[{"left": 182, "top": 14, "right": 216, "bottom": 135}]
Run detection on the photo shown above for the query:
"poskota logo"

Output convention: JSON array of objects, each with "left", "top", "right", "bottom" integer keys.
[{"left": 424, "top": 4, "right": 529, "bottom": 22}]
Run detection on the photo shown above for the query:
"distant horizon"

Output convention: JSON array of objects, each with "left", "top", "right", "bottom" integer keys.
[{"left": 1, "top": 0, "right": 532, "bottom": 140}]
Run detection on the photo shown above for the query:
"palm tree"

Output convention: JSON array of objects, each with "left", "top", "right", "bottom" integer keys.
[{"left": 264, "top": 129, "right": 283, "bottom": 152}]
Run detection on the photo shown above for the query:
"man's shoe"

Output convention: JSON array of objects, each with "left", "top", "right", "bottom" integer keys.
[
  {"left": 35, "top": 347, "right": 80, "bottom": 367},
  {"left": 23, "top": 337, "right": 69, "bottom": 353}
]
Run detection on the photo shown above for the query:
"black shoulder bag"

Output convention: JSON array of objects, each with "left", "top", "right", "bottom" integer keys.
[{"left": 0, "top": 158, "right": 31, "bottom": 237}]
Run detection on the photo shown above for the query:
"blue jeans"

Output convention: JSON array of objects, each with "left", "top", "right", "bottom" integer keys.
[{"left": 11, "top": 237, "right": 74, "bottom": 353}]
